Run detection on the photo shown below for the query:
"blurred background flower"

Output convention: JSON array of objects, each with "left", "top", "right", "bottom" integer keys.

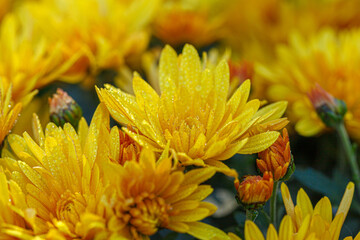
[
  {"left": 256, "top": 29, "right": 360, "bottom": 141},
  {"left": 152, "top": 0, "right": 227, "bottom": 48}
]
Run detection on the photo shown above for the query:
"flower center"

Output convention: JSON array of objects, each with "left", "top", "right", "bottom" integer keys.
[
  {"left": 56, "top": 191, "right": 87, "bottom": 232},
  {"left": 115, "top": 192, "right": 172, "bottom": 239}
]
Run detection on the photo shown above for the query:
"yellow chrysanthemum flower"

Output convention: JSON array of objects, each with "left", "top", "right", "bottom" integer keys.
[
  {"left": 256, "top": 29, "right": 360, "bottom": 141},
  {"left": 243, "top": 182, "right": 358, "bottom": 240},
  {"left": 153, "top": 0, "right": 226, "bottom": 47},
  {"left": 224, "top": 0, "right": 360, "bottom": 62},
  {"left": 280, "top": 182, "right": 355, "bottom": 239},
  {"left": 103, "top": 148, "right": 234, "bottom": 240},
  {"left": 0, "top": 104, "right": 111, "bottom": 238},
  {"left": 0, "top": 167, "right": 35, "bottom": 239},
  {"left": 0, "top": 13, "right": 80, "bottom": 103},
  {"left": 97, "top": 44, "right": 288, "bottom": 176},
  {"left": 22, "top": 0, "right": 159, "bottom": 82},
  {"left": 0, "top": 83, "right": 21, "bottom": 146}
]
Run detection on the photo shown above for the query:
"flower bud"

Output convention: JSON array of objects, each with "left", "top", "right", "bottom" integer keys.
[
  {"left": 308, "top": 83, "right": 347, "bottom": 128},
  {"left": 49, "top": 89, "right": 82, "bottom": 129},
  {"left": 256, "top": 128, "right": 295, "bottom": 181},
  {"left": 234, "top": 172, "right": 273, "bottom": 210}
]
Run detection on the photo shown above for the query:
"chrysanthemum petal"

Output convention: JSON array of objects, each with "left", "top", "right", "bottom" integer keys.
[
  {"left": 167, "top": 221, "right": 189, "bottom": 233},
  {"left": 159, "top": 45, "right": 178, "bottom": 94},
  {"left": 239, "top": 131, "right": 280, "bottom": 154},
  {"left": 281, "top": 183, "right": 295, "bottom": 221},
  {"left": 186, "top": 222, "right": 231, "bottom": 240},
  {"left": 295, "top": 215, "right": 311, "bottom": 240},
  {"left": 179, "top": 44, "right": 202, "bottom": 91},
  {"left": 297, "top": 188, "right": 314, "bottom": 218},
  {"left": 314, "top": 197, "right": 332, "bottom": 224},
  {"left": 182, "top": 168, "right": 216, "bottom": 185},
  {"left": 205, "top": 160, "right": 238, "bottom": 177},
  {"left": 266, "top": 224, "right": 278, "bottom": 240},
  {"left": 244, "top": 220, "right": 265, "bottom": 240},
  {"left": 278, "top": 215, "right": 294, "bottom": 240},
  {"left": 335, "top": 182, "right": 354, "bottom": 221},
  {"left": 182, "top": 185, "right": 214, "bottom": 201},
  {"left": 328, "top": 214, "right": 344, "bottom": 240}
]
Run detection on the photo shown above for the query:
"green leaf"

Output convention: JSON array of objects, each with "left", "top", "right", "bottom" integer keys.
[{"left": 293, "top": 167, "right": 344, "bottom": 202}]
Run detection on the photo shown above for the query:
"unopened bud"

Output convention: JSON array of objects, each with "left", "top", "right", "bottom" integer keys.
[
  {"left": 308, "top": 84, "right": 347, "bottom": 128},
  {"left": 49, "top": 89, "right": 82, "bottom": 129},
  {"left": 234, "top": 172, "right": 274, "bottom": 210},
  {"left": 256, "top": 128, "right": 295, "bottom": 181}
]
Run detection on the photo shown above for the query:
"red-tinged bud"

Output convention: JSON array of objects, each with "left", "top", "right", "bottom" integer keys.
[
  {"left": 256, "top": 128, "right": 295, "bottom": 181},
  {"left": 308, "top": 83, "right": 347, "bottom": 128},
  {"left": 49, "top": 89, "right": 82, "bottom": 129},
  {"left": 234, "top": 172, "right": 274, "bottom": 210}
]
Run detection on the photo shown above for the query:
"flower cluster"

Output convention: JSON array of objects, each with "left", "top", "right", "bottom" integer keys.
[{"left": 0, "top": 0, "right": 359, "bottom": 239}]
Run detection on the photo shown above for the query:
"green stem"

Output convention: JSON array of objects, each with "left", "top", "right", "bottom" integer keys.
[
  {"left": 270, "top": 181, "right": 279, "bottom": 226},
  {"left": 245, "top": 209, "right": 253, "bottom": 221},
  {"left": 261, "top": 209, "right": 271, "bottom": 223},
  {"left": 336, "top": 122, "right": 360, "bottom": 199},
  {"left": 245, "top": 209, "right": 258, "bottom": 221}
]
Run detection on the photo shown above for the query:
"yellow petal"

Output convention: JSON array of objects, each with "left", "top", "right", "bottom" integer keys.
[
  {"left": 239, "top": 131, "right": 280, "bottom": 154},
  {"left": 313, "top": 197, "right": 332, "bottom": 224},
  {"left": 167, "top": 221, "right": 189, "bottom": 233},
  {"left": 215, "top": 138, "right": 248, "bottom": 161},
  {"left": 186, "top": 222, "right": 231, "bottom": 240},
  {"left": 335, "top": 182, "right": 354, "bottom": 222},
  {"left": 227, "top": 79, "right": 251, "bottom": 116},
  {"left": 266, "top": 224, "right": 279, "bottom": 240},
  {"left": 228, "top": 232, "right": 242, "bottom": 240},
  {"left": 84, "top": 103, "right": 109, "bottom": 168},
  {"left": 31, "top": 114, "right": 45, "bottom": 147},
  {"left": 281, "top": 183, "right": 295, "bottom": 222},
  {"left": 297, "top": 188, "right": 313, "bottom": 218},
  {"left": 328, "top": 214, "right": 344, "bottom": 240},
  {"left": 295, "top": 118, "right": 324, "bottom": 137},
  {"left": 182, "top": 185, "right": 214, "bottom": 201},
  {"left": 295, "top": 215, "right": 311, "bottom": 240},
  {"left": 182, "top": 168, "right": 216, "bottom": 185},
  {"left": 132, "top": 75, "right": 160, "bottom": 114},
  {"left": 170, "top": 208, "right": 209, "bottom": 222},
  {"left": 179, "top": 44, "right": 201, "bottom": 91},
  {"left": 278, "top": 215, "right": 294, "bottom": 240},
  {"left": 205, "top": 160, "right": 238, "bottom": 177},
  {"left": 245, "top": 220, "right": 265, "bottom": 240},
  {"left": 214, "top": 59, "right": 230, "bottom": 104},
  {"left": 159, "top": 45, "right": 178, "bottom": 94},
  {"left": 254, "top": 101, "right": 288, "bottom": 122},
  {"left": 22, "top": 132, "right": 45, "bottom": 162}
]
